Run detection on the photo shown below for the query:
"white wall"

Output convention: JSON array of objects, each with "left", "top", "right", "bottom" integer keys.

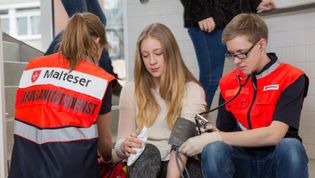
[
  {"left": 124, "top": 0, "right": 198, "bottom": 79},
  {"left": 125, "top": 0, "right": 315, "bottom": 159}
]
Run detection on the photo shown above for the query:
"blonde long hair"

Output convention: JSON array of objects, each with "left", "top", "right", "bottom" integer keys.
[
  {"left": 134, "top": 23, "right": 198, "bottom": 128},
  {"left": 60, "top": 12, "right": 107, "bottom": 70}
]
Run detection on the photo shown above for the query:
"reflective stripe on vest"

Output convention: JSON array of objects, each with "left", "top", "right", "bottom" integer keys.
[{"left": 14, "top": 120, "right": 97, "bottom": 144}]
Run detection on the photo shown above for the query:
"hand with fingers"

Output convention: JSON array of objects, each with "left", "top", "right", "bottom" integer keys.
[
  {"left": 198, "top": 17, "right": 216, "bottom": 33},
  {"left": 122, "top": 133, "right": 143, "bottom": 157},
  {"left": 257, "top": 0, "right": 275, "bottom": 13},
  {"left": 179, "top": 131, "right": 222, "bottom": 157},
  {"left": 202, "top": 122, "right": 219, "bottom": 133}
]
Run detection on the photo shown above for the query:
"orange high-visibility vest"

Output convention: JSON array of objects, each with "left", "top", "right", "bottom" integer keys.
[
  {"left": 9, "top": 53, "right": 114, "bottom": 178},
  {"left": 220, "top": 61, "right": 304, "bottom": 129}
]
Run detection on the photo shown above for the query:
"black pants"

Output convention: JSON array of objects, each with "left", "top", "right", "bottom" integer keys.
[{"left": 128, "top": 144, "right": 203, "bottom": 178}]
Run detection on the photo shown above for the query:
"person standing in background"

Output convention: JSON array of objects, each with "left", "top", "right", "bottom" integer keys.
[
  {"left": 180, "top": 0, "right": 275, "bottom": 109},
  {"left": 46, "top": 0, "right": 122, "bottom": 96}
]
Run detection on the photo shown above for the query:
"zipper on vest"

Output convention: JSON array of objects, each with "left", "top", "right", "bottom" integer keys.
[{"left": 247, "top": 74, "right": 257, "bottom": 129}]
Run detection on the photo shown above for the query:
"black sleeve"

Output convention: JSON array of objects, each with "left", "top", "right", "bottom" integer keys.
[
  {"left": 240, "top": 0, "right": 262, "bottom": 12},
  {"left": 99, "top": 81, "right": 112, "bottom": 115},
  {"left": 212, "top": 0, "right": 261, "bottom": 28},
  {"left": 273, "top": 75, "right": 307, "bottom": 129},
  {"left": 216, "top": 94, "right": 239, "bottom": 132},
  {"left": 180, "top": 0, "right": 214, "bottom": 27},
  {"left": 212, "top": 0, "right": 240, "bottom": 27}
]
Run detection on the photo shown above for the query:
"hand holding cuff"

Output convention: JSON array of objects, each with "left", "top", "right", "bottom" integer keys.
[{"left": 179, "top": 132, "right": 222, "bottom": 157}]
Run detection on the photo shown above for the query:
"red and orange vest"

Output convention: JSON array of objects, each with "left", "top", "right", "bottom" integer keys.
[
  {"left": 9, "top": 53, "right": 114, "bottom": 178},
  {"left": 220, "top": 61, "right": 304, "bottom": 129}
]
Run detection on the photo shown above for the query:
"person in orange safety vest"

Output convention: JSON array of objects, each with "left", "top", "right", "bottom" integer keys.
[
  {"left": 9, "top": 12, "right": 115, "bottom": 178},
  {"left": 180, "top": 13, "right": 309, "bottom": 178}
]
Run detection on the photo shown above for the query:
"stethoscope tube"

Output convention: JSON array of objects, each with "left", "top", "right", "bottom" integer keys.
[{"left": 199, "top": 74, "right": 251, "bottom": 116}]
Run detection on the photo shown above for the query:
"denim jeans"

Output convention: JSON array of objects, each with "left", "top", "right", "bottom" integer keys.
[
  {"left": 188, "top": 27, "right": 226, "bottom": 109},
  {"left": 45, "top": 0, "right": 115, "bottom": 76},
  {"left": 201, "top": 139, "right": 309, "bottom": 178}
]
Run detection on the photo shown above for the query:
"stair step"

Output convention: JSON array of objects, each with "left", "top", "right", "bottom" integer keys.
[
  {"left": 4, "top": 87, "right": 17, "bottom": 118},
  {"left": 3, "top": 62, "right": 27, "bottom": 86},
  {"left": 6, "top": 119, "right": 14, "bottom": 160},
  {"left": 20, "top": 43, "right": 43, "bottom": 62},
  {"left": 2, "top": 33, "right": 43, "bottom": 62},
  {"left": 112, "top": 95, "right": 119, "bottom": 105},
  {"left": 3, "top": 41, "right": 20, "bottom": 62},
  {"left": 110, "top": 107, "right": 119, "bottom": 138}
]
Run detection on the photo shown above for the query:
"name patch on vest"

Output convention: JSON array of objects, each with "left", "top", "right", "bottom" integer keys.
[{"left": 263, "top": 84, "right": 279, "bottom": 91}]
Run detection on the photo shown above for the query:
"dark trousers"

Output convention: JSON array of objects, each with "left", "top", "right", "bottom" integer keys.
[{"left": 128, "top": 144, "right": 203, "bottom": 178}]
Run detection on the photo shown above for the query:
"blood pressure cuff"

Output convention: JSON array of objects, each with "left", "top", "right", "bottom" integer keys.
[{"left": 168, "top": 117, "right": 197, "bottom": 148}]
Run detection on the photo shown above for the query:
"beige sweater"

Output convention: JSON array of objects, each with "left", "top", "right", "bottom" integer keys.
[{"left": 115, "top": 81, "right": 206, "bottom": 161}]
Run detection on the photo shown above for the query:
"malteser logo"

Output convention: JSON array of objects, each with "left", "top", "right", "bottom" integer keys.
[
  {"left": 31, "top": 70, "right": 42, "bottom": 83},
  {"left": 43, "top": 69, "right": 92, "bottom": 87}
]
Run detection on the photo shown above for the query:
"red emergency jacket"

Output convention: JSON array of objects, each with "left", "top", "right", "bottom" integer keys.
[
  {"left": 220, "top": 61, "right": 304, "bottom": 129},
  {"left": 9, "top": 53, "right": 114, "bottom": 178}
]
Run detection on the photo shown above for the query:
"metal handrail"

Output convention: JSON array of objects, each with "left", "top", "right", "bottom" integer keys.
[{"left": 261, "top": 2, "right": 315, "bottom": 16}]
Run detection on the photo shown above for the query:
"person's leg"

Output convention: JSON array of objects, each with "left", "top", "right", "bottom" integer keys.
[
  {"left": 99, "top": 47, "right": 115, "bottom": 76},
  {"left": 188, "top": 27, "right": 226, "bottom": 109},
  {"left": 201, "top": 141, "right": 255, "bottom": 178},
  {"left": 128, "top": 144, "right": 162, "bottom": 178},
  {"left": 60, "top": 0, "right": 87, "bottom": 17},
  {"left": 86, "top": 0, "right": 121, "bottom": 95},
  {"left": 45, "top": 0, "right": 88, "bottom": 55},
  {"left": 44, "top": 32, "right": 63, "bottom": 55},
  {"left": 201, "top": 141, "right": 234, "bottom": 178},
  {"left": 274, "top": 138, "right": 309, "bottom": 178},
  {"left": 99, "top": 49, "right": 122, "bottom": 96},
  {"left": 86, "top": 0, "right": 106, "bottom": 26}
]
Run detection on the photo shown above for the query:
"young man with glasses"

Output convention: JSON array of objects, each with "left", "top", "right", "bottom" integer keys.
[{"left": 180, "top": 13, "right": 309, "bottom": 178}]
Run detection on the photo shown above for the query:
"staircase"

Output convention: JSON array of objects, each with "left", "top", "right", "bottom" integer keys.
[
  {"left": 2, "top": 33, "right": 44, "bottom": 164},
  {"left": 1, "top": 32, "right": 120, "bottom": 168}
]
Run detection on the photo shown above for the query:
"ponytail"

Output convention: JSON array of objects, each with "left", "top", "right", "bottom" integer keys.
[{"left": 60, "top": 12, "right": 106, "bottom": 70}]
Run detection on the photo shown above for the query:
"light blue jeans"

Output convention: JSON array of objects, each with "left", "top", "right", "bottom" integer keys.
[
  {"left": 201, "top": 139, "right": 309, "bottom": 178},
  {"left": 187, "top": 27, "right": 226, "bottom": 109},
  {"left": 45, "top": 0, "right": 115, "bottom": 76}
]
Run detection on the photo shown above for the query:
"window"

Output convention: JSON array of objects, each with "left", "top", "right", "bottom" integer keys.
[
  {"left": 30, "top": 16, "right": 40, "bottom": 35},
  {"left": 0, "top": 6, "right": 41, "bottom": 40},
  {"left": 103, "top": 0, "right": 126, "bottom": 81},
  {"left": 104, "top": 0, "right": 124, "bottom": 60},
  {"left": 16, "top": 16, "right": 28, "bottom": 36},
  {"left": 1, "top": 17, "right": 9, "bottom": 34},
  {"left": 15, "top": 8, "right": 41, "bottom": 39}
]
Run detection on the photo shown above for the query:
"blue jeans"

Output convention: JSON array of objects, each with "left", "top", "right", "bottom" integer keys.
[
  {"left": 45, "top": 0, "right": 115, "bottom": 76},
  {"left": 188, "top": 27, "right": 226, "bottom": 109},
  {"left": 201, "top": 139, "right": 309, "bottom": 178}
]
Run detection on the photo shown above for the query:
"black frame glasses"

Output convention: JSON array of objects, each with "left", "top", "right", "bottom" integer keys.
[{"left": 225, "top": 41, "right": 259, "bottom": 61}]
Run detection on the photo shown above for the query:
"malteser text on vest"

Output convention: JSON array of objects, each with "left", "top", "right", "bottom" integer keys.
[{"left": 43, "top": 70, "right": 92, "bottom": 87}]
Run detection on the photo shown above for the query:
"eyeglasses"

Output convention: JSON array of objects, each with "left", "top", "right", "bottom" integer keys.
[{"left": 225, "top": 41, "right": 259, "bottom": 61}]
